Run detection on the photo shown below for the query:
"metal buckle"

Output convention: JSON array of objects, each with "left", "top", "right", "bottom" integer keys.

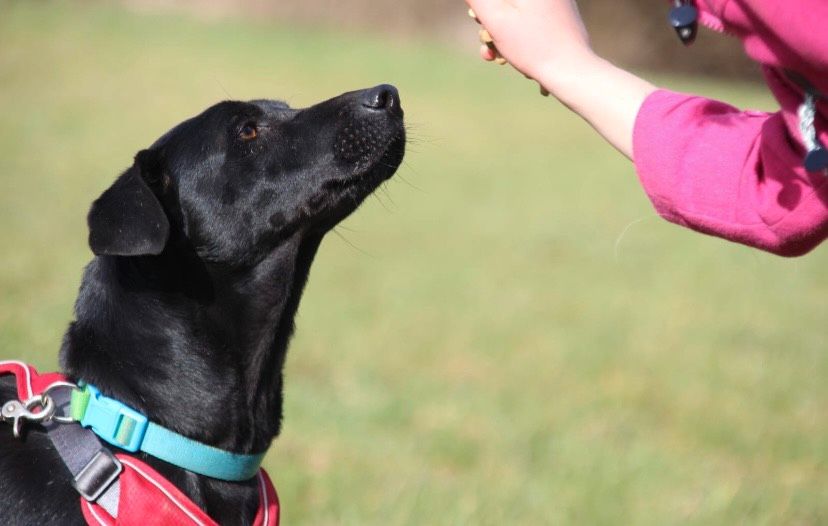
[{"left": 74, "top": 449, "right": 123, "bottom": 502}]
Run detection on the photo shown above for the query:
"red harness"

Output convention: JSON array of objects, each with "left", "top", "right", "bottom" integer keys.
[{"left": 0, "top": 361, "right": 280, "bottom": 526}]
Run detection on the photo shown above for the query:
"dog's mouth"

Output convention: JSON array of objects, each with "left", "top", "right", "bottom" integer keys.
[
  {"left": 333, "top": 116, "right": 405, "bottom": 173},
  {"left": 309, "top": 123, "right": 404, "bottom": 231},
  {"left": 329, "top": 89, "right": 406, "bottom": 189},
  {"left": 300, "top": 85, "right": 406, "bottom": 228},
  {"left": 326, "top": 127, "right": 405, "bottom": 194},
  {"left": 355, "top": 128, "right": 405, "bottom": 181}
]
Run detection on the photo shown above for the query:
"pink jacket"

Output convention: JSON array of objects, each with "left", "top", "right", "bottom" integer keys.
[{"left": 633, "top": 0, "right": 828, "bottom": 256}]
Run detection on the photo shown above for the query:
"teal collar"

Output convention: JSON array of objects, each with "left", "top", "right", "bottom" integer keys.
[{"left": 71, "top": 383, "right": 265, "bottom": 481}]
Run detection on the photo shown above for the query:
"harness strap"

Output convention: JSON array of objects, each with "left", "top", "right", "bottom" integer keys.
[
  {"left": 43, "top": 388, "right": 122, "bottom": 517},
  {"left": 1, "top": 362, "right": 280, "bottom": 525},
  {"left": 0, "top": 361, "right": 122, "bottom": 518},
  {"left": 81, "top": 456, "right": 280, "bottom": 526}
]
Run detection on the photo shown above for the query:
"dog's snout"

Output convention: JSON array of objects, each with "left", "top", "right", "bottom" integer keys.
[{"left": 361, "top": 84, "right": 400, "bottom": 112}]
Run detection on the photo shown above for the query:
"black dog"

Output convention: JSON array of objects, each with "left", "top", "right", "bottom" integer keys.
[{"left": 0, "top": 85, "right": 405, "bottom": 525}]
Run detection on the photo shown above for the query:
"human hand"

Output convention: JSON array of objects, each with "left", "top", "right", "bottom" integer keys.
[{"left": 466, "top": 0, "right": 596, "bottom": 96}]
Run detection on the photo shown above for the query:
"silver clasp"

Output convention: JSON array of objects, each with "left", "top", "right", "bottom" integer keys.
[{"left": 2, "top": 394, "right": 56, "bottom": 438}]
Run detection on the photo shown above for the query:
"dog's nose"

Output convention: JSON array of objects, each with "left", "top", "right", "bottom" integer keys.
[{"left": 361, "top": 84, "right": 400, "bottom": 112}]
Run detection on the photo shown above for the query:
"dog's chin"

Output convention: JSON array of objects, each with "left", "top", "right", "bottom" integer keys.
[
  {"left": 312, "top": 134, "right": 405, "bottom": 230},
  {"left": 330, "top": 128, "right": 406, "bottom": 189},
  {"left": 358, "top": 133, "right": 406, "bottom": 185}
]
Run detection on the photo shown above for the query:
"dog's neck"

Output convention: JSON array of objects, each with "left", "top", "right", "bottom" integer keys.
[{"left": 60, "top": 232, "right": 323, "bottom": 455}]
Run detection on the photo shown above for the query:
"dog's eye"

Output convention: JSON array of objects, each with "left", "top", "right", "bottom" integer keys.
[{"left": 239, "top": 123, "right": 258, "bottom": 141}]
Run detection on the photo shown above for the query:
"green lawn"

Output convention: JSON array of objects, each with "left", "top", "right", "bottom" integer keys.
[{"left": 1, "top": 2, "right": 826, "bottom": 524}]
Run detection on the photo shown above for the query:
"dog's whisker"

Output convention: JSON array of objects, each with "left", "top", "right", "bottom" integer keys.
[
  {"left": 214, "top": 78, "right": 232, "bottom": 99},
  {"left": 331, "top": 227, "right": 375, "bottom": 257},
  {"left": 378, "top": 183, "right": 397, "bottom": 209},
  {"left": 395, "top": 171, "right": 425, "bottom": 193},
  {"left": 333, "top": 222, "right": 358, "bottom": 233},
  {"left": 372, "top": 190, "right": 396, "bottom": 213}
]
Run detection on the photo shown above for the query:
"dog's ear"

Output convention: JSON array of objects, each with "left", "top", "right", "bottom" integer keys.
[{"left": 87, "top": 149, "right": 170, "bottom": 256}]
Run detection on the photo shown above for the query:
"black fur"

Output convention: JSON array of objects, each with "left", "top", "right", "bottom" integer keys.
[{"left": 0, "top": 85, "right": 405, "bottom": 525}]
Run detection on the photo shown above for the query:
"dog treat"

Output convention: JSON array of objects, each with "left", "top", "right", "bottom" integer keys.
[
  {"left": 478, "top": 28, "right": 493, "bottom": 45},
  {"left": 478, "top": 28, "right": 504, "bottom": 67},
  {"left": 469, "top": 8, "right": 549, "bottom": 96}
]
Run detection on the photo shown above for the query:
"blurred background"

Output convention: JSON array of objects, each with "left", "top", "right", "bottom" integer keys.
[{"left": 1, "top": 1, "right": 825, "bottom": 524}]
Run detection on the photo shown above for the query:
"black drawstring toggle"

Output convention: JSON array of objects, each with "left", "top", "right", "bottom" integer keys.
[
  {"left": 804, "top": 148, "right": 828, "bottom": 172},
  {"left": 669, "top": 1, "right": 699, "bottom": 46}
]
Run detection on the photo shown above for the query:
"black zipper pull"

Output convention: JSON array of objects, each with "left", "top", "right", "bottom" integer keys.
[
  {"left": 804, "top": 147, "right": 828, "bottom": 172},
  {"left": 669, "top": 0, "right": 699, "bottom": 46}
]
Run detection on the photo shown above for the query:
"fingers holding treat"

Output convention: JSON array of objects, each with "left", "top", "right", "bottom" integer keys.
[
  {"left": 469, "top": 7, "right": 549, "bottom": 96},
  {"left": 478, "top": 27, "right": 508, "bottom": 65},
  {"left": 479, "top": 26, "right": 508, "bottom": 65}
]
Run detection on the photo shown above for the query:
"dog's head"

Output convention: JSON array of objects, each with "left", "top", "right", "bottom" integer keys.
[{"left": 87, "top": 85, "right": 405, "bottom": 264}]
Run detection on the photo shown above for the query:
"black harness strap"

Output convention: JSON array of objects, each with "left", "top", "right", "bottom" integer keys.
[{"left": 42, "top": 388, "right": 122, "bottom": 518}]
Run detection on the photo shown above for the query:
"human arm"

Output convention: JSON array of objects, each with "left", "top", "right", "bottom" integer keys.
[
  {"left": 465, "top": 0, "right": 656, "bottom": 159},
  {"left": 633, "top": 88, "right": 828, "bottom": 256},
  {"left": 465, "top": 0, "right": 828, "bottom": 255}
]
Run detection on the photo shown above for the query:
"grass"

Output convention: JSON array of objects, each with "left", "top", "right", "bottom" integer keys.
[{"left": 1, "top": 2, "right": 826, "bottom": 524}]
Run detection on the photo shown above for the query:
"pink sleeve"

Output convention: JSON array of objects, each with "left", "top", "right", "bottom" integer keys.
[{"left": 633, "top": 89, "right": 828, "bottom": 256}]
